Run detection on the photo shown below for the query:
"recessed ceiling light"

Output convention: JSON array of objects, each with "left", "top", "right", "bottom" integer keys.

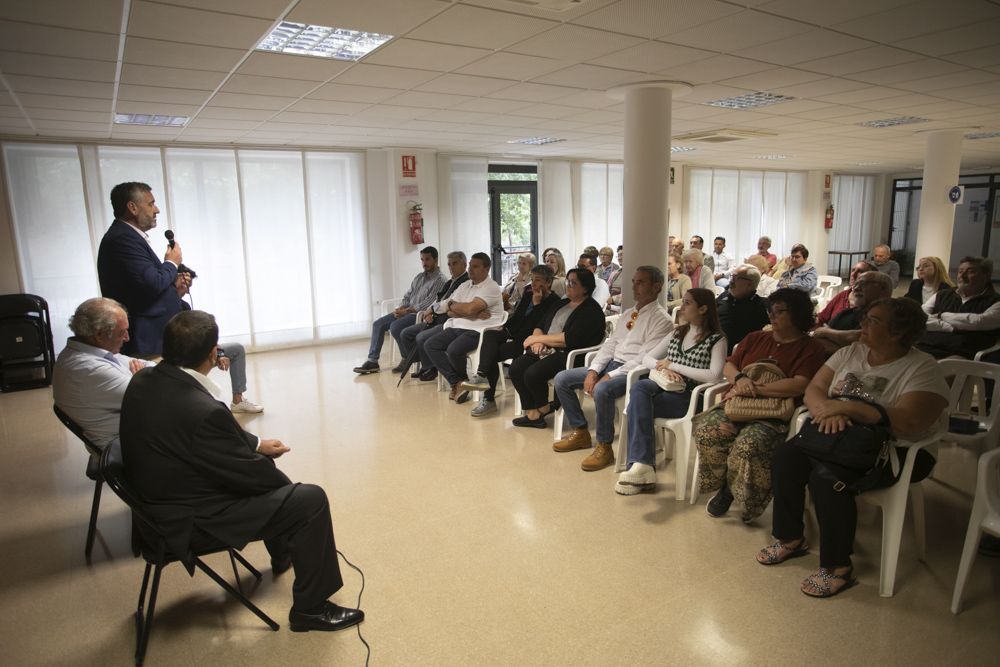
[
  {"left": 114, "top": 113, "right": 187, "bottom": 126},
  {"left": 671, "top": 146, "right": 695, "bottom": 153},
  {"left": 256, "top": 21, "right": 393, "bottom": 61},
  {"left": 858, "top": 116, "right": 929, "bottom": 128},
  {"left": 965, "top": 131, "right": 1000, "bottom": 140},
  {"left": 507, "top": 137, "right": 565, "bottom": 145},
  {"left": 753, "top": 154, "right": 789, "bottom": 160},
  {"left": 703, "top": 92, "right": 795, "bottom": 110}
]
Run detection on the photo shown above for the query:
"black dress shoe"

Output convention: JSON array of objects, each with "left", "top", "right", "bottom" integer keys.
[
  {"left": 410, "top": 367, "right": 423, "bottom": 378},
  {"left": 512, "top": 414, "right": 547, "bottom": 428},
  {"left": 707, "top": 484, "right": 734, "bottom": 518},
  {"left": 289, "top": 602, "right": 365, "bottom": 633},
  {"left": 271, "top": 554, "right": 292, "bottom": 576},
  {"left": 418, "top": 367, "right": 438, "bottom": 382}
]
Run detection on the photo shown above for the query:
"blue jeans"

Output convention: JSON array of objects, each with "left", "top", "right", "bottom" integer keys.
[
  {"left": 625, "top": 378, "right": 692, "bottom": 466},
  {"left": 553, "top": 360, "right": 626, "bottom": 444},
  {"left": 218, "top": 341, "right": 248, "bottom": 396},
  {"left": 367, "top": 312, "right": 416, "bottom": 363},
  {"left": 425, "top": 327, "right": 480, "bottom": 385}
]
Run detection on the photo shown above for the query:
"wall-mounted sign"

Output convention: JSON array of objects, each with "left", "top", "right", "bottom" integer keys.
[
  {"left": 824, "top": 174, "right": 832, "bottom": 190},
  {"left": 399, "top": 184, "right": 419, "bottom": 197},
  {"left": 669, "top": 167, "right": 675, "bottom": 184},
  {"left": 402, "top": 155, "right": 416, "bottom": 178},
  {"left": 948, "top": 185, "right": 964, "bottom": 204}
]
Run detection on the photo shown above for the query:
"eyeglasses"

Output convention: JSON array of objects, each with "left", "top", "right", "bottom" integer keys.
[
  {"left": 768, "top": 306, "right": 789, "bottom": 316},
  {"left": 625, "top": 309, "right": 640, "bottom": 330}
]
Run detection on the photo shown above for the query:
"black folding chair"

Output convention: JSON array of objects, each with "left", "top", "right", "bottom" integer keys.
[
  {"left": 53, "top": 405, "right": 105, "bottom": 559},
  {"left": 99, "top": 444, "right": 279, "bottom": 666}
]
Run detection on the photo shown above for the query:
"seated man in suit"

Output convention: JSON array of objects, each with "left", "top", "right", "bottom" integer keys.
[
  {"left": 52, "top": 297, "right": 153, "bottom": 448},
  {"left": 919, "top": 256, "right": 1000, "bottom": 359},
  {"left": 121, "top": 310, "right": 363, "bottom": 632}
]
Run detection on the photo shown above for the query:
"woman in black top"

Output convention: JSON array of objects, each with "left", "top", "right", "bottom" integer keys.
[
  {"left": 904, "top": 256, "right": 954, "bottom": 304},
  {"left": 510, "top": 268, "right": 606, "bottom": 428}
]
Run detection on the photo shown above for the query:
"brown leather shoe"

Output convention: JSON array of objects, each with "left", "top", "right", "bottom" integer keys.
[
  {"left": 449, "top": 382, "right": 469, "bottom": 403},
  {"left": 553, "top": 427, "right": 592, "bottom": 452},
  {"left": 581, "top": 443, "right": 615, "bottom": 471}
]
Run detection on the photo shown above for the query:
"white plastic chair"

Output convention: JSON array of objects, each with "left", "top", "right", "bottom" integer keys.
[
  {"left": 551, "top": 348, "right": 642, "bottom": 444},
  {"left": 512, "top": 343, "right": 602, "bottom": 418},
  {"left": 378, "top": 297, "right": 404, "bottom": 365},
  {"left": 816, "top": 275, "right": 842, "bottom": 301},
  {"left": 938, "top": 359, "right": 1000, "bottom": 455},
  {"left": 951, "top": 447, "right": 1000, "bottom": 613},
  {"left": 436, "top": 312, "right": 508, "bottom": 393}
]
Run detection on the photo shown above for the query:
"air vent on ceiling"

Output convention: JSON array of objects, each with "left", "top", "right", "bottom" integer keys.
[
  {"left": 672, "top": 128, "right": 776, "bottom": 144},
  {"left": 498, "top": 0, "right": 590, "bottom": 11}
]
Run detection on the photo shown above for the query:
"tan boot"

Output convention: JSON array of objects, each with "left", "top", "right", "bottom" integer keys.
[
  {"left": 581, "top": 443, "right": 615, "bottom": 471},
  {"left": 553, "top": 427, "right": 592, "bottom": 452}
]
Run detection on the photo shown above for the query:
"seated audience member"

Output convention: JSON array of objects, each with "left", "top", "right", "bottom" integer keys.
[
  {"left": 694, "top": 288, "right": 827, "bottom": 523},
  {"left": 745, "top": 255, "right": 779, "bottom": 297},
  {"left": 463, "top": 265, "right": 561, "bottom": 417},
  {"left": 669, "top": 237, "right": 686, "bottom": 259},
  {"left": 690, "top": 235, "right": 714, "bottom": 271},
  {"left": 683, "top": 249, "right": 714, "bottom": 291},
  {"left": 615, "top": 289, "right": 726, "bottom": 494},
  {"left": 502, "top": 252, "right": 535, "bottom": 312},
  {"left": 871, "top": 243, "right": 901, "bottom": 288},
  {"left": 816, "top": 261, "right": 875, "bottom": 326},
  {"left": 53, "top": 297, "right": 153, "bottom": 448},
  {"left": 920, "top": 256, "right": 1000, "bottom": 359},
  {"left": 776, "top": 244, "right": 818, "bottom": 293},
  {"left": 544, "top": 249, "right": 568, "bottom": 297},
  {"left": 354, "top": 246, "right": 444, "bottom": 375},
  {"left": 905, "top": 256, "right": 954, "bottom": 304},
  {"left": 756, "top": 236, "right": 777, "bottom": 269},
  {"left": 398, "top": 251, "right": 469, "bottom": 381},
  {"left": 712, "top": 236, "right": 732, "bottom": 287},
  {"left": 666, "top": 254, "right": 692, "bottom": 311},
  {"left": 121, "top": 310, "right": 364, "bottom": 632},
  {"left": 583, "top": 245, "right": 599, "bottom": 257},
  {"left": 716, "top": 265, "right": 770, "bottom": 353},
  {"left": 605, "top": 246, "right": 625, "bottom": 313},
  {"left": 760, "top": 297, "right": 948, "bottom": 598},
  {"left": 597, "top": 246, "right": 619, "bottom": 283},
  {"left": 425, "top": 252, "right": 503, "bottom": 402},
  {"left": 509, "top": 269, "right": 606, "bottom": 428},
  {"left": 552, "top": 267, "right": 672, "bottom": 471},
  {"left": 578, "top": 252, "right": 611, "bottom": 307},
  {"left": 812, "top": 271, "right": 893, "bottom": 354}
]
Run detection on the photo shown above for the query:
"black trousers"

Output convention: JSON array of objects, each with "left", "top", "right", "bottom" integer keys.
[
  {"left": 509, "top": 351, "right": 568, "bottom": 410},
  {"left": 770, "top": 440, "right": 861, "bottom": 569},
  {"left": 475, "top": 329, "right": 524, "bottom": 400},
  {"left": 191, "top": 483, "right": 343, "bottom": 612}
]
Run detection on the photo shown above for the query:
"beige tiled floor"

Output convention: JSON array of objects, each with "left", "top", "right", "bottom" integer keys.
[{"left": 1, "top": 339, "right": 998, "bottom": 666}]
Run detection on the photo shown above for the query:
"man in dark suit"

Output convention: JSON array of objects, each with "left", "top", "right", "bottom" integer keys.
[
  {"left": 120, "top": 310, "right": 363, "bottom": 632},
  {"left": 97, "top": 182, "right": 188, "bottom": 356}
]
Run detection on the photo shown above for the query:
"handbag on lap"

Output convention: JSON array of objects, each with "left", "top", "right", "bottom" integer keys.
[{"left": 723, "top": 359, "right": 795, "bottom": 423}]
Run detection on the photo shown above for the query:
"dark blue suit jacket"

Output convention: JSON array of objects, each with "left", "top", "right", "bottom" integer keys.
[{"left": 97, "top": 220, "right": 182, "bottom": 356}]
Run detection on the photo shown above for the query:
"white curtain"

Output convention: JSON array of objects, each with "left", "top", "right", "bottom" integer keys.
[
  {"left": 829, "top": 175, "right": 877, "bottom": 274},
  {"left": 437, "top": 155, "right": 489, "bottom": 258},
  {"left": 1, "top": 141, "right": 370, "bottom": 353},
  {"left": 688, "top": 168, "right": 807, "bottom": 264},
  {"left": 579, "top": 163, "right": 624, "bottom": 251},
  {"left": 538, "top": 159, "right": 575, "bottom": 258}
]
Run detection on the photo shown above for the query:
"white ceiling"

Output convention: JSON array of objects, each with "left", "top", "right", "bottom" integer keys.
[{"left": 1, "top": 0, "right": 999, "bottom": 173}]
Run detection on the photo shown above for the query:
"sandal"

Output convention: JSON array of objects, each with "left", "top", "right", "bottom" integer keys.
[
  {"left": 756, "top": 538, "right": 809, "bottom": 565},
  {"left": 800, "top": 567, "right": 857, "bottom": 598}
]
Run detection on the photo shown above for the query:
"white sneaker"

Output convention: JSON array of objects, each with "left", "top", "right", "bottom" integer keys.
[
  {"left": 231, "top": 399, "right": 264, "bottom": 413},
  {"left": 618, "top": 462, "right": 656, "bottom": 485},
  {"left": 470, "top": 398, "right": 497, "bottom": 417}
]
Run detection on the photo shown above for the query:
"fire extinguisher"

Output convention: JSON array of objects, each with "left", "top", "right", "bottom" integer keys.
[
  {"left": 824, "top": 204, "right": 834, "bottom": 230},
  {"left": 408, "top": 200, "right": 424, "bottom": 245}
]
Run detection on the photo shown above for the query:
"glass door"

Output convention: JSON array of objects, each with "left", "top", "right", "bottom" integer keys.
[{"left": 489, "top": 174, "right": 537, "bottom": 285}]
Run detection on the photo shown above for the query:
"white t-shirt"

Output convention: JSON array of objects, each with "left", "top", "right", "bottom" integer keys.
[
  {"left": 825, "top": 342, "right": 950, "bottom": 435},
  {"left": 592, "top": 277, "right": 610, "bottom": 307},
  {"left": 442, "top": 278, "right": 504, "bottom": 331}
]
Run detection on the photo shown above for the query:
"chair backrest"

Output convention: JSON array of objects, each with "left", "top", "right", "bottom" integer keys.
[
  {"left": 981, "top": 447, "right": 1000, "bottom": 518},
  {"left": 604, "top": 314, "right": 620, "bottom": 336},
  {"left": 53, "top": 405, "right": 103, "bottom": 458},
  {"left": 939, "top": 359, "right": 1000, "bottom": 434},
  {"left": 99, "top": 443, "right": 170, "bottom": 561}
]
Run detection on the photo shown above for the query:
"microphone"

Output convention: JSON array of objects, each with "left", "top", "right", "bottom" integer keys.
[
  {"left": 164, "top": 230, "right": 196, "bottom": 278},
  {"left": 165, "top": 229, "right": 175, "bottom": 248}
]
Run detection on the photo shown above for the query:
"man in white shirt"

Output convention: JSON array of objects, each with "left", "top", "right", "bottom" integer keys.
[
  {"left": 52, "top": 297, "right": 153, "bottom": 448},
  {"left": 578, "top": 253, "right": 610, "bottom": 307},
  {"left": 552, "top": 266, "right": 673, "bottom": 471},
  {"left": 712, "top": 236, "right": 732, "bottom": 288},
  {"left": 424, "top": 252, "right": 503, "bottom": 401}
]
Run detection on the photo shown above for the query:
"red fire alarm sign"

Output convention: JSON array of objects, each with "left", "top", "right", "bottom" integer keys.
[{"left": 402, "top": 155, "right": 416, "bottom": 178}]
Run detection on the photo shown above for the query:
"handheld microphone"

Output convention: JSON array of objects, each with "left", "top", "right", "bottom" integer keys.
[
  {"left": 164, "top": 230, "right": 197, "bottom": 278},
  {"left": 165, "top": 229, "right": 175, "bottom": 248}
]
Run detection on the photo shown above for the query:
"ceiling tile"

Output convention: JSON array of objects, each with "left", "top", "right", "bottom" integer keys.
[
  {"left": 207, "top": 91, "right": 295, "bottom": 110},
  {"left": 588, "top": 41, "right": 715, "bottom": 73},
  {"left": 287, "top": 99, "right": 371, "bottom": 115},
  {"left": 408, "top": 4, "right": 557, "bottom": 50},
  {"left": 450, "top": 99, "right": 532, "bottom": 114},
  {"left": 288, "top": 0, "right": 446, "bottom": 36},
  {"left": 551, "top": 90, "right": 621, "bottom": 110},
  {"left": 128, "top": 1, "right": 273, "bottom": 50},
  {"left": 756, "top": 0, "right": 916, "bottom": 26},
  {"left": 733, "top": 30, "right": 875, "bottom": 66},
  {"left": 662, "top": 10, "right": 812, "bottom": 52},
  {"left": 16, "top": 93, "right": 111, "bottom": 112},
  {"left": 530, "top": 64, "right": 648, "bottom": 90},
  {"left": 486, "top": 82, "right": 583, "bottom": 103},
  {"left": 718, "top": 67, "right": 826, "bottom": 91},
  {"left": 307, "top": 83, "right": 402, "bottom": 103},
  {"left": 416, "top": 74, "right": 515, "bottom": 97},
  {"left": 237, "top": 52, "right": 353, "bottom": 81},
  {"left": 383, "top": 90, "right": 475, "bottom": 109},
  {"left": 0, "top": 21, "right": 119, "bottom": 60},
  {"left": 185, "top": 117, "right": 263, "bottom": 131},
  {"left": 357, "top": 105, "right": 428, "bottom": 120},
  {"left": 123, "top": 37, "right": 245, "bottom": 73},
  {"left": 153, "top": 0, "right": 290, "bottom": 20},
  {"left": 333, "top": 63, "right": 441, "bottom": 88},
  {"left": 22, "top": 108, "right": 110, "bottom": 123},
  {"left": 118, "top": 85, "right": 213, "bottom": 105},
  {"left": 569, "top": 0, "right": 742, "bottom": 39},
  {"left": 4, "top": 76, "right": 112, "bottom": 99},
  {"left": 220, "top": 74, "right": 319, "bottom": 97},
  {"left": 892, "top": 18, "right": 1000, "bottom": 57},
  {"left": 456, "top": 52, "right": 566, "bottom": 80},
  {"left": 656, "top": 55, "right": 774, "bottom": 84},
  {"left": 850, "top": 59, "right": 968, "bottom": 86},
  {"left": 832, "top": 0, "right": 1000, "bottom": 43},
  {"left": 199, "top": 106, "right": 277, "bottom": 121},
  {"left": 120, "top": 64, "right": 228, "bottom": 91},
  {"left": 0, "top": 0, "right": 123, "bottom": 34},
  {"left": 796, "top": 46, "right": 923, "bottom": 77},
  {"left": 895, "top": 69, "right": 1000, "bottom": 94},
  {"left": 507, "top": 25, "right": 644, "bottom": 61},
  {"left": 0, "top": 52, "right": 116, "bottom": 82},
  {"left": 116, "top": 101, "right": 200, "bottom": 116},
  {"left": 508, "top": 104, "right": 583, "bottom": 120},
  {"left": 360, "top": 39, "right": 490, "bottom": 71},
  {"left": 767, "top": 77, "right": 872, "bottom": 99}
]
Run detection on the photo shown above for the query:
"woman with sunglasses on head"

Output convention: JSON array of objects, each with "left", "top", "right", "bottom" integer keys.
[
  {"left": 509, "top": 268, "right": 606, "bottom": 428},
  {"left": 615, "top": 288, "right": 727, "bottom": 495},
  {"left": 693, "top": 288, "right": 827, "bottom": 523}
]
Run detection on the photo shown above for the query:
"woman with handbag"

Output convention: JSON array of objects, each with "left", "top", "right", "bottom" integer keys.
[
  {"left": 756, "top": 297, "right": 949, "bottom": 597},
  {"left": 615, "top": 288, "right": 727, "bottom": 495},
  {"left": 509, "top": 268, "right": 606, "bottom": 428},
  {"left": 694, "top": 288, "right": 827, "bottom": 522}
]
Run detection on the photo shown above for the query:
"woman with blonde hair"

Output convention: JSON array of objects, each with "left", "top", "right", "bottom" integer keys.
[
  {"left": 544, "top": 249, "right": 568, "bottom": 297},
  {"left": 502, "top": 252, "right": 536, "bottom": 311},
  {"left": 904, "top": 256, "right": 955, "bottom": 304}
]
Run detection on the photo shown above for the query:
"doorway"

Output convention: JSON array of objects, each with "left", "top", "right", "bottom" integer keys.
[{"left": 488, "top": 165, "right": 538, "bottom": 285}]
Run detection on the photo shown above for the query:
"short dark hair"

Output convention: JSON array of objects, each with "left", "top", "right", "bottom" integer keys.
[
  {"left": 530, "top": 264, "right": 554, "bottom": 284},
  {"left": 110, "top": 182, "right": 152, "bottom": 218},
  {"left": 767, "top": 288, "right": 814, "bottom": 334},
  {"left": 960, "top": 256, "right": 993, "bottom": 274},
  {"left": 567, "top": 267, "right": 596, "bottom": 297},
  {"left": 420, "top": 246, "right": 439, "bottom": 260},
  {"left": 790, "top": 243, "right": 809, "bottom": 259},
  {"left": 691, "top": 235, "right": 704, "bottom": 244},
  {"left": 864, "top": 297, "right": 927, "bottom": 349},
  {"left": 714, "top": 236, "right": 726, "bottom": 244},
  {"left": 470, "top": 251, "right": 491, "bottom": 270},
  {"left": 162, "top": 310, "right": 219, "bottom": 368},
  {"left": 635, "top": 265, "right": 664, "bottom": 287},
  {"left": 578, "top": 253, "right": 598, "bottom": 268}
]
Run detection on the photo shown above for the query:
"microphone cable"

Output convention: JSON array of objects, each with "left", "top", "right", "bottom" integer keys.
[{"left": 337, "top": 549, "right": 370, "bottom": 667}]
